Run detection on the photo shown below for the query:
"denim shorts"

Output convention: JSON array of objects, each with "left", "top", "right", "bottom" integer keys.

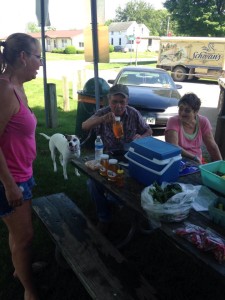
[{"left": 0, "top": 177, "right": 36, "bottom": 218}]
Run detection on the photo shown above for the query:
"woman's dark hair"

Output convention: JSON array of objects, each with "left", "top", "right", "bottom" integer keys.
[
  {"left": 0, "top": 33, "right": 39, "bottom": 73},
  {"left": 178, "top": 92, "right": 201, "bottom": 112}
]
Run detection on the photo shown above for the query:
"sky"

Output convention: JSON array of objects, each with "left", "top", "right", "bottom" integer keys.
[{"left": 0, "top": 0, "right": 164, "bottom": 37}]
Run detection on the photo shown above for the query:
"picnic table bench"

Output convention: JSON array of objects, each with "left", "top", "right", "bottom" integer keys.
[{"left": 32, "top": 192, "right": 157, "bottom": 300}]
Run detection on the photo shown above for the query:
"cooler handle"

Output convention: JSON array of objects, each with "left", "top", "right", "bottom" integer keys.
[
  {"left": 124, "top": 152, "right": 181, "bottom": 175},
  {"left": 128, "top": 147, "right": 181, "bottom": 165}
]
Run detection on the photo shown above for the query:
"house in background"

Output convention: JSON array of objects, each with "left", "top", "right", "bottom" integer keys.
[
  {"left": 108, "top": 21, "right": 151, "bottom": 52},
  {"left": 0, "top": 25, "right": 159, "bottom": 54},
  {"left": 29, "top": 30, "right": 84, "bottom": 52}
]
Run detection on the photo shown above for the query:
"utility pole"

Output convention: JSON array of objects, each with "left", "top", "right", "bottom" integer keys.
[{"left": 166, "top": 16, "right": 170, "bottom": 36}]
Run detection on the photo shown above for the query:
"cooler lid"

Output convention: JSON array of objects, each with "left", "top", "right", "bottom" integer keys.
[{"left": 129, "top": 136, "right": 181, "bottom": 160}]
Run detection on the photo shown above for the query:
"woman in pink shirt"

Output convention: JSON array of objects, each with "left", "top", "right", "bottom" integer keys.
[
  {"left": 0, "top": 33, "right": 42, "bottom": 300},
  {"left": 165, "top": 92, "right": 222, "bottom": 164}
]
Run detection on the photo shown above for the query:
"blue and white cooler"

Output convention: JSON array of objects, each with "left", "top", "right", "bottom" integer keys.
[{"left": 125, "top": 137, "right": 182, "bottom": 186}]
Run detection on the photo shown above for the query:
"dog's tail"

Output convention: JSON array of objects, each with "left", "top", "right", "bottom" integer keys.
[{"left": 39, "top": 133, "right": 51, "bottom": 140}]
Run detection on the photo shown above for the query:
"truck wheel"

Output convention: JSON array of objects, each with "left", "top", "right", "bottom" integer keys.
[{"left": 172, "top": 66, "right": 188, "bottom": 82}]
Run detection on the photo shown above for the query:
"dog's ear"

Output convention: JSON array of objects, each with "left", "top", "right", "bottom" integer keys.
[{"left": 65, "top": 134, "right": 71, "bottom": 141}]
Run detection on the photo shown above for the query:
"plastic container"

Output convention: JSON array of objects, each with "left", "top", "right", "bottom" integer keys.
[
  {"left": 113, "top": 116, "right": 124, "bottom": 139},
  {"left": 107, "top": 159, "right": 118, "bottom": 182},
  {"left": 125, "top": 137, "right": 181, "bottom": 186},
  {"left": 95, "top": 136, "right": 103, "bottom": 161},
  {"left": 116, "top": 169, "right": 125, "bottom": 187},
  {"left": 99, "top": 154, "right": 109, "bottom": 177},
  {"left": 199, "top": 160, "right": 225, "bottom": 195},
  {"left": 208, "top": 197, "right": 225, "bottom": 227}
]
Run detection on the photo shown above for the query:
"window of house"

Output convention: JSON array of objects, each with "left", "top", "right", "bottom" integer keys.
[
  {"left": 54, "top": 39, "right": 57, "bottom": 48},
  {"left": 148, "top": 39, "right": 152, "bottom": 46},
  {"left": 119, "top": 38, "right": 121, "bottom": 45},
  {"left": 79, "top": 42, "right": 84, "bottom": 47},
  {"left": 111, "top": 31, "right": 114, "bottom": 35},
  {"left": 62, "top": 39, "right": 67, "bottom": 47},
  {"left": 111, "top": 38, "right": 113, "bottom": 45},
  {"left": 47, "top": 39, "right": 50, "bottom": 46}
]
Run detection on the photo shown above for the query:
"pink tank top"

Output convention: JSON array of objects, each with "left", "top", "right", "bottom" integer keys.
[{"left": 0, "top": 80, "right": 37, "bottom": 182}]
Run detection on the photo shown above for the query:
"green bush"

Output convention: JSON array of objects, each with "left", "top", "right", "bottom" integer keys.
[
  {"left": 76, "top": 49, "right": 84, "bottom": 54},
  {"left": 51, "top": 48, "right": 64, "bottom": 54},
  {"left": 109, "top": 45, "right": 114, "bottom": 53},
  {"left": 64, "top": 46, "right": 76, "bottom": 54}
]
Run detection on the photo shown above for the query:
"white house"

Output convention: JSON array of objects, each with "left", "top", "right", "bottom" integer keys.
[
  {"left": 29, "top": 30, "right": 84, "bottom": 52},
  {"left": 108, "top": 21, "right": 150, "bottom": 52}
]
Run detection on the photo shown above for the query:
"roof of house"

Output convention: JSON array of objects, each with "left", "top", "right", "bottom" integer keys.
[
  {"left": 29, "top": 29, "right": 83, "bottom": 39},
  {"left": 108, "top": 21, "right": 137, "bottom": 32}
]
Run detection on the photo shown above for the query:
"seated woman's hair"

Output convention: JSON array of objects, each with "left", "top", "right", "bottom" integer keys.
[{"left": 178, "top": 93, "right": 201, "bottom": 112}]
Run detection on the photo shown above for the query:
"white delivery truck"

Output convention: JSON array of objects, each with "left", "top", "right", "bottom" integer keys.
[{"left": 156, "top": 36, "right": 225, "bottom": 82}]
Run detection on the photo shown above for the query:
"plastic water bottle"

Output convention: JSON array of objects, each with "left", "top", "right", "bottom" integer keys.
[{"left": 95, "top": 135, "right": 103, "bottom": 161}]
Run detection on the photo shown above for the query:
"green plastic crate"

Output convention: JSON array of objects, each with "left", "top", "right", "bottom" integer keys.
[
  {"left": 208, "top": 197, "right": 225, "bottom": 227},
  {"left": 199, "top": 160, "right": 225, "bottom": 195}
]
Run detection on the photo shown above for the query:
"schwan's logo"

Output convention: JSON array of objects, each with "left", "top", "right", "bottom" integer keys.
[{"left": 193, "top": 43, "right": 221, "bottom": 61}]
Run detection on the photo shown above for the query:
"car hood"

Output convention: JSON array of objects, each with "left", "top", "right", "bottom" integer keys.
[{"left": 127, "top": 86, "right": 180, "bottom": 109}]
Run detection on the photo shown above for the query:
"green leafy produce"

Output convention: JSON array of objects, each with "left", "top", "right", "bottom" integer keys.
[{"left": 148, "top": 182, "right": 182, "bottom": 204}]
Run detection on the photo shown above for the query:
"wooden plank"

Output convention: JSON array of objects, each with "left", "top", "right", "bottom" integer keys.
[
  {"left": 32, "top": 193, "right": 157, "bottom": 300},
  {"left": 46, "top": 83, "right": 57, "bottom": 128}
]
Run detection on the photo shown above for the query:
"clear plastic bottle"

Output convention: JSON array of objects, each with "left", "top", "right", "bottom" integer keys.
[{"left": 95, "top": 135, "right": 103, "bottom": 161}]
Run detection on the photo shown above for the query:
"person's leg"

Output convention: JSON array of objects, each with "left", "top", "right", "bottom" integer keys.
[
  {"left": 3, "top": 200, "right": 39, "bottom": 300},
  {"left": 87, "top": 178, "right": 112, "bottom": 222}
]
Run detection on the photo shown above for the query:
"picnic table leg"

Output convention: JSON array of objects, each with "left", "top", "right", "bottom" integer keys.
[
  {"left": 112, "top": 210, "right": 158, "bottom": 249},
  {"left": 114, "top": 216, "right": 138, "bottom": 249}
]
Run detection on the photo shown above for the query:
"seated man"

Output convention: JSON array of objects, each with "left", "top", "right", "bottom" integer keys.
[{"left": 82, "top": 84, "right": 152, "bottom": 234}]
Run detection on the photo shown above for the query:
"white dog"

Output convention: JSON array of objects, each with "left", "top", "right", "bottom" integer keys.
[{"left": 40, "top": 133, "right": 81, "bottom": 180}]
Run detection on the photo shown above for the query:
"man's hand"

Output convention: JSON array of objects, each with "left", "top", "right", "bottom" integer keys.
[
  {"left": 132, "top": 134, "right": 142, "bottom": 140},
  {"left": 102, "top": 112, "right": 115, "bottom": 124}
]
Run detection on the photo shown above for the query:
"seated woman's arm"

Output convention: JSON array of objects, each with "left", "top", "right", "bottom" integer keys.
[
  {"left": 165, "top": 129, "right": 201, "bottom": 163},
  {"left": 203, "top": 131, "right": 222, "bottom": 161}
]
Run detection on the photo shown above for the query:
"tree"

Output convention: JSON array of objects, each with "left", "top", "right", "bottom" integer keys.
[
  {"left": 164, "top": 0, "right": 225, "bottom": 36},
  {"left": 114, "top": 0, "right": 170, "bottom": 36},
  {"left": 26, "top": 22, "right": 40, "bottom": 33}
]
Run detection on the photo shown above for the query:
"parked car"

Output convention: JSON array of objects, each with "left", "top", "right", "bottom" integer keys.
[
  {"left": 113, "top": 45, "right": 128, "bottom": 53},
  {"left": 108, "top": 66, "right": 182, "bottom": 129}
]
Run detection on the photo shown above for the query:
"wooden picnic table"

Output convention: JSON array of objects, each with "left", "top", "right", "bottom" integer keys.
[{"left": 71, "top": 156, "right": 225, "bottom": 278}]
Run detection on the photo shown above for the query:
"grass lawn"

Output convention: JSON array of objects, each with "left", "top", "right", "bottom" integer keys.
[{"left": 45, "top": 51, "right": 158, "bottom": 61}]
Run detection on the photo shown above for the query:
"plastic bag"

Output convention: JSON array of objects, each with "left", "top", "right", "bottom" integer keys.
[
  {"left": 141, "top": 182, "right": 201, "bottom": 222},
  {"left": 175, "top": 223, "right": 225, "bottom": 263}
]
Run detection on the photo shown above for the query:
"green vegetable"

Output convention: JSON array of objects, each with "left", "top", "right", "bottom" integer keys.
[{"left": 148, "top": 182, "right": 182, "bottom": 204}]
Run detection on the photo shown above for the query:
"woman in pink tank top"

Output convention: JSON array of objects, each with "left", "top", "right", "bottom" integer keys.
[
  {"left": 165, "top": 93, "right": 222, "bottom": 163},
  {"left": 0, "top": 33, "right": 42, "bottom": 300}
]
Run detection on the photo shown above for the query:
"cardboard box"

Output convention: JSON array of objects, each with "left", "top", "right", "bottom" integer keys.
[{"left": 125, "top": 137, "right": 181, "bottom": 186}]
